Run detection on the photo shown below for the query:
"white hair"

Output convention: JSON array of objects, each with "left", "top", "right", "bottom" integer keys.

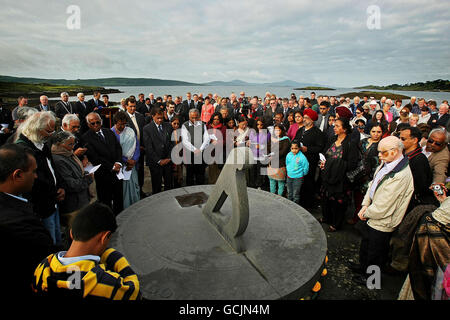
[
  {"left": 62, "top": 114, "right": 80, "bottom": 126},
  {"left": 60, "top": 92, "right": 69, "bottom": 98},
  {"left": 86, "top": 112, "right": 102, "bottom": 123},
  {"left": 77, "top": 92, "right": 85, "bottom": 98},
  {"left": 429, "top": 128, "right": 449, "bottom": 144},
  {"left": 20, "top": 111, "right": 56, "bottom": 143}
]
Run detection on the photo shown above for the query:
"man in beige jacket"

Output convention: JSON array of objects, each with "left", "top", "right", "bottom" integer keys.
[
  {"left": 425, "top": 128, "right": 449, "bottom": 185},
  {"left": 350, "top": 136, "right": 414, "bottom": 285}
]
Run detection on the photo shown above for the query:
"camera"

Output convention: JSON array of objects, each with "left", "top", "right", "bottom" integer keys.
[{"left": 432, "top": 184, "right": 444, "bottom": 196}]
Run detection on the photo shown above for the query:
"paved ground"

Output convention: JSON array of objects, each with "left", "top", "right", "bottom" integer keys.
[{"left": 141, "top": 166, "right": 407, "bottom": 300}]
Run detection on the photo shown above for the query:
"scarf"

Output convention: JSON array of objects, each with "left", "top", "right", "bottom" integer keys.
[{"left": 51, "top": 144, "right": 84, "bottom": 175}]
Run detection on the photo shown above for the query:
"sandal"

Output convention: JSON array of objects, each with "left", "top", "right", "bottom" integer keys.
[{"left": 318, "top": 217, "right": 326, "bottom": 224}]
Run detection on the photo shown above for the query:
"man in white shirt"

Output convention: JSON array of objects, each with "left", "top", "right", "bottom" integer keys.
[{"left": 181, "top": 108, "right": 210, "bottom": 185}]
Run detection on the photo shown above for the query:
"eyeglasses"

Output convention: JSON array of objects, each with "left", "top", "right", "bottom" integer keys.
[
  {"left": 378, "top": 148, "right": 395, "bottom": 155},
  {"left": 427, "top": 138, "right": 443, "bottom": 147},
  {"left": 89, "top": 121, "right": 101, "bottom": 126}
]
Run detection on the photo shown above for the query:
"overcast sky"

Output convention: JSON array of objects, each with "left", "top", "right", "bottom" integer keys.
[{"left": 0, "top": 0, "right": 449, "bottom": 87}]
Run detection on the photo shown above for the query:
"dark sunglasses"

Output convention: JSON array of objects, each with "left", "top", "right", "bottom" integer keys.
[
  {"left": 428, "top": 138, "right": 443, "bottom": 146},
  {"left": 90, "top": 121, "right": 101, "bottom": 126}
]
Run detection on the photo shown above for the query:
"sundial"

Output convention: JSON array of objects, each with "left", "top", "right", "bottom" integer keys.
[{"left": 111, "top": 147, "right": 327, "bottom": 299}]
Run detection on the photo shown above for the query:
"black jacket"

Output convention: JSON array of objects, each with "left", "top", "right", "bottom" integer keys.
[
  {"left": 16, "top": 134, "right": 62, "bottom": 218},
  {"left": 0, "top": 192, "right": 57, "bottom": 297},
  {"left": 406, "top": 147, "right": 438, "bottom": 211},
  {"left": 81, "top": 128, "right": 122, "bottom": 178},
  {"left": 52, "top": 154, "right": 92, "bottom": 214},
  {"left": 143, "top": 121, "right": 173, "bottom": 167},
  {"left": 294, "top": 126, "right": 326, "bottom": 167}
]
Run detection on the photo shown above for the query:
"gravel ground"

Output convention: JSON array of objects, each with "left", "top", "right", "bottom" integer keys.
[{"left": 307, "top": 206, "right": 408, "bottom": 300}]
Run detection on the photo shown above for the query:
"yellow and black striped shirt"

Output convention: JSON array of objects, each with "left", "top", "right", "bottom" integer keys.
[{"left": 33, "top": 248, "right": 140, "bottom": 300}]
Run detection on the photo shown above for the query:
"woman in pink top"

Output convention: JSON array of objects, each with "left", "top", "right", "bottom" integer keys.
[
  {"left": 287, "top": 110, "right": 304, "bottom": 140},
  {"left": 382, "top": 103, "right": 393, "bottom": 123},
  {"left": 201, "top": 96, "right": 215, "bottom": 123}
]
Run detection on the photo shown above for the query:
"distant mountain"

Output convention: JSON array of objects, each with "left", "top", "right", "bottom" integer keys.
[
  {"left": 0, "top": 75, "right": 199, "bottom": 87},
  {"left": 202, "top": 79, "right": 251, "bottom": 86},
  {"left": 0, "top": 75, "right": 329, "bottom": 88},
  {"left": 202, "top": 79, "right": 326, "bottom": 87}
]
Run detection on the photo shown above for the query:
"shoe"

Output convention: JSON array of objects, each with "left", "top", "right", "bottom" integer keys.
[
  {"left": 328, "top": 225, "right": 337, "bottom": 232},
  {"left": 348, "top": 262, "right": 365, "bottom": 274},
  {"left": 352, "top": 274, "right": 368, "bottom": 286},
  {"left": 317, "top": 217, "right": 326, "bottom": 224}
]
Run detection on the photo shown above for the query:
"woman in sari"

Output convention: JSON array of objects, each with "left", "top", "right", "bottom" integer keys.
[{"left": 111, "top": 111, "right": 140, "bottom": 209}]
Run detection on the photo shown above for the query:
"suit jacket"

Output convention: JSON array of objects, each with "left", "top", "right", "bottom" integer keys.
[
  {"left": 428, "top": 147, "right": 450, "bottom": 184},
  {"left": 81, "top": 128, "right": 122, "bottom": 178},
  {"left": 315, "top": 114, "right": 330, "bottom": 132},
  {"left": 52, "top": 154, "right": 92, "bottom": 214},
  {"left": 54, "top": 101, "right": 75, "bottom": 119},
  {"left": 86, "top": 98, "right": 106, "bottom": 114},
  {"left": 0, "top": 192, "right": 56, "bottom": 297},
  {"left": 183, "top": 99, "right": 195, "bottom": 111},
  {"left": 125, "top": 112, "right": 146, "bottom": 144},
  {"left": 137, "top": 103, "right": 153, "bottom": 117},
  {"left": 143, "top": 121, "right": 173, "bottom": 167},
  {"left": 35, "top": 104, "right": 51, "bottom": 112},
  {"left": 74, "top": 100, "right": 89, "bottom": 117},
  {"left": 431, "top": 113, "right": 450, "bottom": 128},
  {"left": 192, "top": 101, "right": 203, "bottom": 112}
]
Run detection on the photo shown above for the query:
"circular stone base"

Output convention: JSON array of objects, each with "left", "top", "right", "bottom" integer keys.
[{"left": 110, "top": 185, "right": 327, "bottom": 300}]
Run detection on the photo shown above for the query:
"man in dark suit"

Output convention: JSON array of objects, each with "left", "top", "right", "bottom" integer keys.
[
  {"left": 0, "top": 143, "right": 58, "bottom": 298},
  {"left": 263, "top": 98, "right": 283, "bottom": 121},
  {"left": 36, "top": 95, "right": 51, "bottom": 112},
  {"left": 192, "top": 94, "right": 203, "bottom": 112},
  {"left": 74, "top": 92, "right": 90, "bottom": 134},
  {"left": 124, "top": 97, "right": 147, "bottom": 197},
  {"left": 429, "top": 104, "right": 449, "bottom": 128},
  {"left": 81, "top": 112, "right": 123, "bottom": 215},
  {"left": 86, "top": 91, "right": 106, "bottom": 114},
  {"left": 54, "top": 92, "right": 75, "bottom": 120},
  {"left": 136, "top": 93, "right": 146, "bottom": 112},
  {"left": 137, "top": 98, "right": 152, "bottom": 118},
  {"left": 143, "top": 108, "right": 173, "bottom": 194},
  {"left": 315, "top": 101, "right": 331, "bottom": 132}
]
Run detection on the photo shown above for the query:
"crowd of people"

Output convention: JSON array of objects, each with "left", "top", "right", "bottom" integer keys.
[{"left": 0, "top": 89, "right": 449, "bottom": 300}]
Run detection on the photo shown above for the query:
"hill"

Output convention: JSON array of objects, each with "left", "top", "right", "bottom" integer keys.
[{"left": 354, "top": 79, "right": 450, "bottom": 92}]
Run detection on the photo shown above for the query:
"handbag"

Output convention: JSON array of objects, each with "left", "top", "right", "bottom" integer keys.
[
  {"left": 267, "top": 165, "right": 286, "bottom": 181},
  {"left": 346, "top": 158, "right": 365, "bottom": 183}
]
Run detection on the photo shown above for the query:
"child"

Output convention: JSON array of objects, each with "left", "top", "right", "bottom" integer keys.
[
  {"left": 285, "top": 141, "right": 309, "bottom": 204},
  {"left": 32, "top": 202, "right": 141, "bottom": 300}
]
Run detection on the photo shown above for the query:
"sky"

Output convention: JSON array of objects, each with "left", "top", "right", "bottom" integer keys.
[{"left": 0, "top": 0, "right": 449, "bottom": 87}]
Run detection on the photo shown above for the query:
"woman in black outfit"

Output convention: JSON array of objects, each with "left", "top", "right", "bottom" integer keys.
[{"left": 318, "top": 118, "right": 359, "bottom": 232}]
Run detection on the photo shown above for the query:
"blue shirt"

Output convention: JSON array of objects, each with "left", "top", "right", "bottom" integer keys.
[{"left": 286, "top": 151, "right": 309, "bottom": 178}]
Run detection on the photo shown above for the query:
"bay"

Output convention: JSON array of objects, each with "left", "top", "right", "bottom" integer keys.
[{"left": 64, "top": 85, "right": 450, "bottom": 105}]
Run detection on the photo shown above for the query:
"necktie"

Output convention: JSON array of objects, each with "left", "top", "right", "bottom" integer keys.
[
  {"left": 158, "top": 124, "right": 164, "bottom": 137},
  {"left": 97, "top": 131, "right": 105, "bottom": 142},
  {"left": 130, "top": 115, "right": 140, "bottom": 142}
]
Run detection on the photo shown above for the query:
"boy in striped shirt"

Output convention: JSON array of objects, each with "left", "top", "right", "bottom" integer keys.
[{"left": 32, "top": 202, "right": 140, "bottom": 300}]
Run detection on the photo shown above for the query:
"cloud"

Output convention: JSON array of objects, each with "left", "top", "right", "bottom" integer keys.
[{"left": 0, "top": 0, "right": 449, "bottom": 87}]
